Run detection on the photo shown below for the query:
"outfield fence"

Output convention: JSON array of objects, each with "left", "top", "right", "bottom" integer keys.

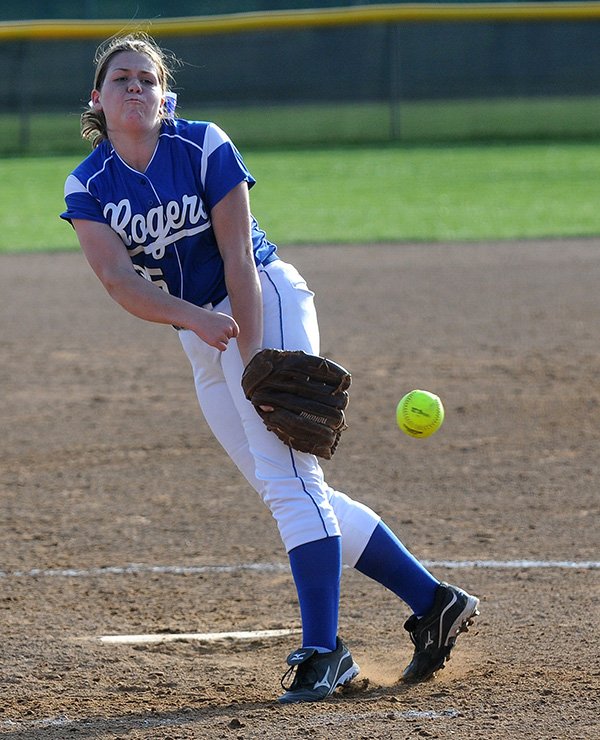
[{"left": 2, "top": 2, "right": 600, "bottom": 155}]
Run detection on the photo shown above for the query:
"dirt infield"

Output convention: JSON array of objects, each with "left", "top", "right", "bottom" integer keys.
[{"left": 1, "top": 241, "right": 599, "bottom": 739}]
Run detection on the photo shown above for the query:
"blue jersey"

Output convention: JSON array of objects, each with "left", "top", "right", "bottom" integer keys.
[{"left": 61, "top": 119, "right": 277, "bottom": 307}]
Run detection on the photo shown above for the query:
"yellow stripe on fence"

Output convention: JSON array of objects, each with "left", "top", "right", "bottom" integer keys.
[{"left": 1, "top": 2, "right": 600, "bottom": 41}]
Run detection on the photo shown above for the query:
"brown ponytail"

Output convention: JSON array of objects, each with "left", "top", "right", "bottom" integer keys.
[{"left": 80, "top": 108, "right": 109, "bottom": 148}]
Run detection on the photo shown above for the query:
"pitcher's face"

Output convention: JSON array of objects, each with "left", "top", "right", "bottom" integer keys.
[{"left": 91, "top": 50, "right": 164, "bottom": 134}]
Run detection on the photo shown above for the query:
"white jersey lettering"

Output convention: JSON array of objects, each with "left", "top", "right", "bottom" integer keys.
[
  {"left": 104, "top": 199, "right": 133, "bottom": 246},
  {"left": 103, "top": 194, "right": 209, "bottom": 259}
]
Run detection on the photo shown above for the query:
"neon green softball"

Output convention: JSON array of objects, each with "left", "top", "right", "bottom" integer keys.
[{"left": 396, "top": 389, "right": 444, "bottom": 438}]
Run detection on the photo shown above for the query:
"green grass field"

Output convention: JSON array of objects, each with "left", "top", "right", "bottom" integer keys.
[{"left": 2, "top": 139, "right": 600, "bottom": 253}]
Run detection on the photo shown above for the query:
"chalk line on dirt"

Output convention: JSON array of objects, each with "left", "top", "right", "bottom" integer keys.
[
  {"left": 97, "top": 627, "right": 301, "bottom": 644},
  {"left": 424, "top": 559, "right": 600, "bottom": 569},
  {"left": 0, "top": 559, "right": 598, "bottom": 579},
  {"left": 0, "top": 707, "right": 461, "bottom": 732}
]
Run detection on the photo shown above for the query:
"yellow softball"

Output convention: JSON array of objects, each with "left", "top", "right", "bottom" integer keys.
[{"left": 396, "top": 389, "right": 444, "bottom": 439}]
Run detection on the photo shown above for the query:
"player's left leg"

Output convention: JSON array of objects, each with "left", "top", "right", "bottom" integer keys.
[
  {"left": 250, "top": 261, "right": 359, "bottom": 699},
  {"left": 181, "top": 284, "right": 346, "bottom": 680},
  {"left": 180, "top": 317, "right": 348, "bottom": 695},
  {"left": 178, "top": 324, "right": 260, "bottom": 488}
]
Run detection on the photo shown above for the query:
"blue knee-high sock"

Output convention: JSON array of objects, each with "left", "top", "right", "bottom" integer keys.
[
  {"left": 288, "top": 536, "right": 341, "bottom": 653},
  {"left": 355, "top": 521, "right": 439, "bottom": 616}
]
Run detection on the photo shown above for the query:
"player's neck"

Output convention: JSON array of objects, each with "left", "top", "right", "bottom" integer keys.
[{"left": 108, "top": 126, "right": 161, "bottom": 173}]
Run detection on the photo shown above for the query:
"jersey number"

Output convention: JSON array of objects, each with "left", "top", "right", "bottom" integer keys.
[{"left": 134, "top": 264, "right": 169, "bottom": 293}]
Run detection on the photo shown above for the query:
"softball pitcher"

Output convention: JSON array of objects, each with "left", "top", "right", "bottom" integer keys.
[{"left": 61, "top": 33, "right": 479, "bottom": 704}]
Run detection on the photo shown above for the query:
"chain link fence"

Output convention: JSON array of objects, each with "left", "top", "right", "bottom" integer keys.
[{"left": 2, "top": 5, "right": 600, "bottom": 154}]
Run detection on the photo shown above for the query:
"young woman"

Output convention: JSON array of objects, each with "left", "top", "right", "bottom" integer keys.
[{"left": 61, "top": 33, "right": 479, "bottom": 704}]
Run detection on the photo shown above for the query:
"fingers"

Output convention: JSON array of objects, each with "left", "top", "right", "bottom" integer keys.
[
  {"left": 226, "top": 318, "right": 240, "bottom": 338},
  {"left": 215, "top": 315, "right": 239, "bottom": 351},
  {"left": 218, "top": 312, "right": 239, "bottom": 338},
  {"left": 193, "top": 310, "right": 239, "bottom": 351}
]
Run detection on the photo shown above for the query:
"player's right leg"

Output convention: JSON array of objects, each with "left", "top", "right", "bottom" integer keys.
[
  {"left": 402, "top": 582, "right": 480, "bottom": 682},
  {"left": 326, "top": 491, "right": 480, "bottom": 682}
]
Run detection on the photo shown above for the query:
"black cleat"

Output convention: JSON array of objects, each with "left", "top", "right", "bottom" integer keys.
[
  {"left": 278, "top": 636, "right": 360, "bottom": 704},
  {"left": 402, "top": 582, "right": 480, "bottom": 682}
]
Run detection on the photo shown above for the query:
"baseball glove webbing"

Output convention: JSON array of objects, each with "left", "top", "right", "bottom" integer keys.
[{"left": 241, "top": 348, "right": 351, "bottom": 459}]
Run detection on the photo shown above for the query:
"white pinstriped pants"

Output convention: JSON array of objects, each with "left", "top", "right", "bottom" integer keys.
[{"left": 178, "top": 259, "right": 379, "bottom": 565}]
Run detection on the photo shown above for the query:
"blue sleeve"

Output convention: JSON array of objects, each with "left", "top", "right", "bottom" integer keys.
[
  {"left": 202, "top": 124, "right": 257, "bottom": 211},
  {"left": 60, "top": 174, "right": 106, "bottom": 225}
]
